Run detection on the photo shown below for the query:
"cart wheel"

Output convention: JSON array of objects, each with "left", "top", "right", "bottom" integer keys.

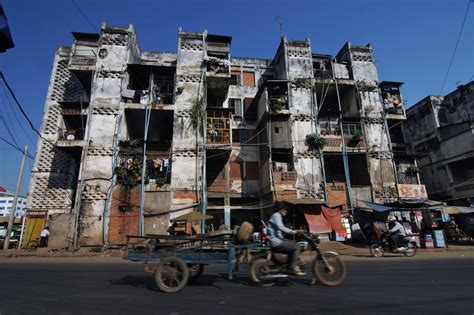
[
  {"left": 155, "top": 256, "right": 189, "bottom": 293},
  {"left": 187, "top": 264, "right": 204, "bottom": 282},
  {"left": 312, "top": 253, "right": 346, "bottom": 286}
]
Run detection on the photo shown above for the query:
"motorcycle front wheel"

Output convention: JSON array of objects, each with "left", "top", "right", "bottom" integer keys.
[
  {"left": 370, "top": 244, "right": 384, "bottom": 257},
  {"left": 250, "top": 257, "right": 277, "bottom": 287},
  {"left": 312, "top": 252, "right": 347, "bottom": 286}
]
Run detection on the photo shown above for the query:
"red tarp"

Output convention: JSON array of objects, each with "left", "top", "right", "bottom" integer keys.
[
  {"left": 304, "top": 211, "right": 332, "bottom": 234},
  {"left": 304, "top": 206, "right": 347, "bottom": 236},
  {"left": 321, "top": 206, "right": 347, "bottom": 237}
]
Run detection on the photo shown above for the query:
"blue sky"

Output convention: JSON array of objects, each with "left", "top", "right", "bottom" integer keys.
[{"left": 0, "top": 0, "right": 473, "bottom": 194}]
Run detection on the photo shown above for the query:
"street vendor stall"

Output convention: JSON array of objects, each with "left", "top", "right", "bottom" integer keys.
[{"left": 356, "top": 199, "right": 447, "bottom": 248}]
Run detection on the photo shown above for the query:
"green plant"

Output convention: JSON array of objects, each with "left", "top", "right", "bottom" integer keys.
[
  {"left": 305, "top": 133, "right": 326, "bottom": 151},
  {"left": 406, "top": 165, "right": 420, "bottom": 174},
  {"left": 352, "top": 131, "right": 362, "bottom": 141},
  {"left": 190, "top": 99, "right": 205, "bottom": 131},
  {"left": 269, "top": 98, "right": 285, "bottom": 113}
]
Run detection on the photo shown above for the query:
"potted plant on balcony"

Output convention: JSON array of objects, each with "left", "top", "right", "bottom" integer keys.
[
  {"left": 305, "top": 133, "right": 326, "bottom": 151},
  {"left": 406, "top": 165, "right": 420, "bottom": 174}
]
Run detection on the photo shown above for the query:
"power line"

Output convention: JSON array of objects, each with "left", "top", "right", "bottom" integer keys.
[
  {"left": 439, "top": 0, "right": 471, "bottom": 95},
  {"left": 0, "top": 136, "right": 34, "bottom": 160},
  {"left": 0, "top": 83, "right": 37, "bottom": 148},
  {"left": 0, "top": 72, "right": 42, "bottom": 139}
]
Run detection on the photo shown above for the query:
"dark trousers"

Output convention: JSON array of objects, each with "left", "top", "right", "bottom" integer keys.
[
  {"left": 39, "top": 237, "right": 48, "bottom": 248},
  {"left": 272, "top": 240, "right": 300, "bottom": 269},
  {"left": 389, "top": 234, "right": 404, "bottom": 249}
]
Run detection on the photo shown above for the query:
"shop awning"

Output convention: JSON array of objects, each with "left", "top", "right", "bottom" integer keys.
[
  {"left": 283, "top": 198, "right": 344, "bottom": 208},
  {"left": 442, "top": 206, "right": 474, "bottom": 214},
  {"left": 357, "top": 200, "right": 445, "bottom": 212}
]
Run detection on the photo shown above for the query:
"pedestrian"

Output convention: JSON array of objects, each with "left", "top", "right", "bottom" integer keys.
[
  {"left": 39, "top": 226, "right": 49, "bottom": 248},
  {"left": 218, "top": 219, "right": 227, "bottom": 231}
]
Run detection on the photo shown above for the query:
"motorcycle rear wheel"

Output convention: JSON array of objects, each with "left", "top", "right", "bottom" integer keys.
[
  {"left": 370, "top": 244, "right": 384, "bottom": 257},
  {"left": 403, "top": 243, "right": 417, "bottom": 257},
  {"left": 312, "top": 253, "right": 346, "bottom": 286},
  {"left": 250, "top": 257, "right": 277, "bottom": 287}
]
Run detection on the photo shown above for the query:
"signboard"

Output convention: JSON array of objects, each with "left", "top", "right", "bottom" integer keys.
[
  {"left": 398, "top": 184, "right": 428, "bottom": 200},
  {"left": 434, "top": 230, "right": 446, "bottom": 248}
]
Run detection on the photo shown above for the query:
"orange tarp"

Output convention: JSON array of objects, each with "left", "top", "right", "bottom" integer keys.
[
  {"left": 304, "top": 211, "right": 332, "bottom": 234},
  {"left": 321, "top": 206, "right": 347, "bottom": 237}
]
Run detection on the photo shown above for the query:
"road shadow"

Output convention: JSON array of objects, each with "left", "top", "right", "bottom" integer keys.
[{"left": 109, "top": 273, "right": 226, "bottom": 292}]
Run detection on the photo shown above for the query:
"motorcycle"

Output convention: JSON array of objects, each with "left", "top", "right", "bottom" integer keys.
[
  {"left": 370, "top": 232, "right": 417, "bottom": 257},
  {"left": 250, "top": 233, "right": 347, "bottom": 286}
]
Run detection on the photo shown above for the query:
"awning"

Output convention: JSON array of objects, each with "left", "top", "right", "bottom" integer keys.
[
  {"left": 442, "top": 206, "right": 474, "bottom": 214},
  {"left": 357, "top": 200, "right": 445, "bottom": 212},
  {"left": 283, "top": 198, "right": 344, "bottom": 208},
  {"left": 171, "top": 212, "right": 213, "bottom": 222},
  {"left": 0, "top": 217, "right": 22, "bottom": 224}
]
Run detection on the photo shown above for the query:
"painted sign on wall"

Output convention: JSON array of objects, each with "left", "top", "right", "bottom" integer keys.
[{"left": 398, "top": 184, "right": 428, "bottom": 200}]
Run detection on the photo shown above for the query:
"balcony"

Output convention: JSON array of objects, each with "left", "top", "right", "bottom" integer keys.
[
  {"left": 68, "top": 32, "right": 99, "bottom": 72},
  {"left": 206, "top": 109, "right": 231, "bottom": 149},
  {"left": 269, "top": 96, "right": 289, "bottom": 114},
  {"left": 56, "top": 128, "right": 86, "bottom": 148},
  {"left": 380, "top": 81, "right": 406, "bottom": 120}
]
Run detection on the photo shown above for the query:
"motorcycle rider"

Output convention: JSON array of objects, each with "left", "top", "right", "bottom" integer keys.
[
  {"left": 387, "top": 216, "right": 407, "bottom": 251},
  {"left": 266, "top": 202, "right": 305, "bottom": 275}
]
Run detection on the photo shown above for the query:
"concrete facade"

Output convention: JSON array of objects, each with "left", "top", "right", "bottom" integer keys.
[
  {"left": 403, "top": 82, "right": 474, "bottom": 203},
  {"left": 26, "top": 23, "right": 418, "bottom": 247}
]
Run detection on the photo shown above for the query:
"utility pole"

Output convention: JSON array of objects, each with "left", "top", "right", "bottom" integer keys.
[{"left": 3, "top": 145, "right": 28, "bottom": 250}]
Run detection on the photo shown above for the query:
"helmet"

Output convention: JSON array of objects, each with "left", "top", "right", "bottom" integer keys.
[{"left": 388, "top": 216, "right": 396, "bottom": 222}]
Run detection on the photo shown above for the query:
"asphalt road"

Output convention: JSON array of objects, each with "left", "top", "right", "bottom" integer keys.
[{"left": 0, "top": 253, "right": 473, "bottom": 314}]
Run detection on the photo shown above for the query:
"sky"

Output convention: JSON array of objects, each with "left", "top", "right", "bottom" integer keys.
[{"left": 0, "top": 0, "right": 472, "bottom": 195}]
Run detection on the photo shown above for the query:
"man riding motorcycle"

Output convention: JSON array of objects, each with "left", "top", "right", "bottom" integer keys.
[
  {"left": 266, "top": 202, "right": 305, "bottom": 275},
  {"left": 387, "top": 217, "right": 407, "bottom": 251}
]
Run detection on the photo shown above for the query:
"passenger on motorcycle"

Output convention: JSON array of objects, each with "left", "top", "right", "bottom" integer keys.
[
  {"left": 266, "top": 202, "right": 305, "bottom": 275},
  {"left": 387, "top": 217, "right": 407, "bottom": 251}
]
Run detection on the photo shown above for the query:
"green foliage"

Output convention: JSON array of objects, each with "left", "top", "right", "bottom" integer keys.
[
  {"left": 190, "top": 99, "right": 205, "bottom": 131},
  {"left": 269, "top": 98, "right": 285, "bottom": 113},
  {"left": 305, "top": 133, "right": 326, "bottom": 151},
  {"left": 406, "top": 165, "right": 420, "bottom": 174},
  {"left": 351, "top": 130, "right": 362, "bottom": 141}
]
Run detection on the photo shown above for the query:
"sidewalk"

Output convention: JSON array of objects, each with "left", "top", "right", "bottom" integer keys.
[
  {"left": 1, "top": 241, "right": 473, "bottom": 260},
  {"left": 320, "top": 240, "right": 474, "bottom": 257}
]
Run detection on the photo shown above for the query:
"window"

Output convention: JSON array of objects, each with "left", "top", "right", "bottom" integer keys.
[
  {"left": 229, "top": 98, "right": 242, "bottom": 117},
  {"left": 275, "top": 127, "right": 280, "bottom": 134},
  {"left": 0, "top": 200, "right": 6, "bottom": 203},
  {"left": 242, "top": 71, "right": 255, "bottom": 87},
  {"left": 230, "top": 71, "right": 241, "bottom": 85},
  {"left": 342, "top": 123, "right": 362, "bottom": 136}
]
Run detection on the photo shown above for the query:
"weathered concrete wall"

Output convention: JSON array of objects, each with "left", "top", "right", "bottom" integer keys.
[
  {"left": 27, "top": 46, "right": 82, "bottom": 221},
  {"left": 48, "top": 213, "right": 75, "bottom": 249}
]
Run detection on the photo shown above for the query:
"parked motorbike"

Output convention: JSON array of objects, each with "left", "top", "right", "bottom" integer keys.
[
  {"left": 370, "top": 232, "right": 417, "bottom": 257},
  {"left": 250, "top": 233, "right": 347, "bottom": 286}
]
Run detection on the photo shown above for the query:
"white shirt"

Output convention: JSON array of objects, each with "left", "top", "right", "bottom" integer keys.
[{"left": 40, "top": 229, "right": 50, "bottom": 237}]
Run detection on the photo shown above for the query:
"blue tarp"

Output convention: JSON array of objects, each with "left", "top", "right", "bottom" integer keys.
[{"left": 358, "top": 200, "right": 444, "bottom": 212}]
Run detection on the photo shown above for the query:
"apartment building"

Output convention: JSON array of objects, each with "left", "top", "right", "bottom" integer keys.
[
  {"left": 403, "top": 82, "right": 473, "bottom": 204},
  {"left": 26, "top": 23, "right": 419, "bottom": 247}
]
